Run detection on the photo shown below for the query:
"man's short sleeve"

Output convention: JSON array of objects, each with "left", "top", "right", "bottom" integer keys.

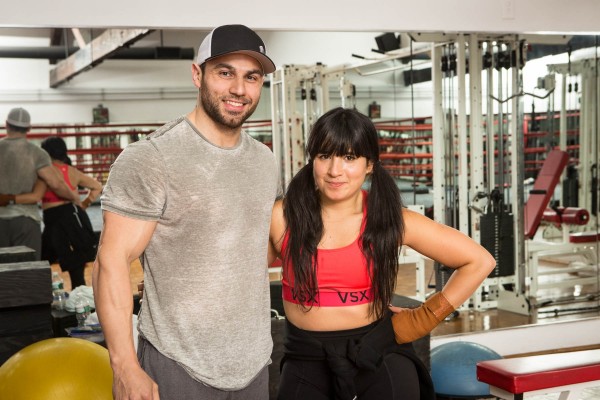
[
  {"left": 101, "top": 141, "right": 167, "bottom": 221},
  {"left": 34, "top": 147, "right": 52, "bottom": 170}
]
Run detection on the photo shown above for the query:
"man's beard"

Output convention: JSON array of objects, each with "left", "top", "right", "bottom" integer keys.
[{"left": 200, "top": 86, "right": 258, "bottom": 129}]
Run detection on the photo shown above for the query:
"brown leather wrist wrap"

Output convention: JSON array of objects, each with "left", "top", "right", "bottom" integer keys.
[
  {"left": 426, "top": 291, "right": 455, "bottom": 321},
  {"left": 391, "top": 291, "right": 455, "bottom": 344}
]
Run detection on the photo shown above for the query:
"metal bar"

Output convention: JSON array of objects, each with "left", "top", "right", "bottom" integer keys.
[
  {"left": 269, "top": 68, "right": 289, "bottom": 192},
  {"left": 71, "top": 28, "right": 87, "bottom": 49},
  {"left": 580, "top": 67, "right": 591, "bottom": 211},
  {"left": 456, "top": 34, "right": 469, "bottom": 234},
  {"left": 510, "top": 41, "right": 526, "bottom": 294},
  {"left": 431, "top": 44, "right": 446, "bottom": 225},
  {"left": 487, "top": 43, "right": 496, "bottom": 193},
  {"left": 497, "top": 44, "right": 505, "bottom": 193},
  {"left": 469, "top": 34, "right": 484, "bottom": 243},
  {"left": 560, "top": 73, "right": 568, "bottom": 151}
]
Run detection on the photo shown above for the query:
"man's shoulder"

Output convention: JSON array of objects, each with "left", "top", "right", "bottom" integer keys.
[
  {"left": 242, "top": 131, "right": 274, "bottom": 157},
  {"left": 22, "top": 139, "right": 50, "bottom": 158},
  {"left": 146, "top": 116, "right": 188, "bottom": 141},
  {"left": 0, "top": 137, "right": 37, "bottom": 149},
  {"left": 117, "top": 117, "right": 189, "bottom": 160}
]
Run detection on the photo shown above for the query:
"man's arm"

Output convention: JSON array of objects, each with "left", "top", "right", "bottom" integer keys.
[
  {"left": 0, "top": 179, "right": 47, "bottom": 206},
  {"left": 37, "top": 165, "right": 82, "bottom": 206},
  {"left": 92, "top": 211, "right": 159, "bottom": 400},
  {"left": 16, "top": 179, "right": 47, "bottom": 204}
]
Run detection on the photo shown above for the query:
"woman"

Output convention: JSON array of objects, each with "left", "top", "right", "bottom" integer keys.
[
  {"left": 268, "top": 107, "right": 496, "bottom": 400},
  {"left": 40, "top": 137, "right": 102, "bottom": 288}
]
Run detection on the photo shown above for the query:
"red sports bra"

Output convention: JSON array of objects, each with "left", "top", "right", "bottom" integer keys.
[
  {"left": 281, "top": 190, "right": 373, "bottom": 307},
  {"left": 42, "top": 163, "right": 75, "bottom": 204}
]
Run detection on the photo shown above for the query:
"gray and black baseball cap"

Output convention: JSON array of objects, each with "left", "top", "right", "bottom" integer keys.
[
  {"left": 196, "top": 24, "right": 276, "bottom": 74},
  {"left": 6, "top": 107, "right": 31, "bottom": 128}
]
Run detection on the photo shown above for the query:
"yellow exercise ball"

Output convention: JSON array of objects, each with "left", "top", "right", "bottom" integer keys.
[{"left": 0, "top": 337, "right": 113, "bottom": 400}]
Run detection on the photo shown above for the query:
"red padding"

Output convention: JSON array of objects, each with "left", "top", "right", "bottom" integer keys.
[
  {"left": 524, "top": 150, "right": 569, "bottom": 239},
  {"left": 477, "top": 349, "right": 600, "bottom": 394},
  {"left": 542, "top": 209, "right": 562, "bottom": 224},
  {"left": 270, "top": 258, "right": 282, "bottom": 267},
  {"left": 561, "top": 208, "right": 590, "bottom": 225},
  {"left": 542, "top": 207, "right": 590, "bottom": 226},
  {"left": 570, "top": 232, "right": 600, "bottom": 243}
]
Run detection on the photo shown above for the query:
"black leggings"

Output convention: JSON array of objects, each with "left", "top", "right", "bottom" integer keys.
[
  {"left": 278, "top": 351, "right": 420, "bottom": 400},
  {"left": 42, "top": 203, "right": 96, "bottom": 289}
]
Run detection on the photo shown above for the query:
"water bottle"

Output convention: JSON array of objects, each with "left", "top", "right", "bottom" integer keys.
[
  {"left": 74, "top": 293, "right": 91, "bottom": 327},
  {"left": 51, "top": 272, "right": 66, "bottom": 310}
]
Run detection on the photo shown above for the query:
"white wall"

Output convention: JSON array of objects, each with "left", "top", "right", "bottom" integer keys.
[{"left": 2, "top": 0, "right": 600, "bottom": 34}]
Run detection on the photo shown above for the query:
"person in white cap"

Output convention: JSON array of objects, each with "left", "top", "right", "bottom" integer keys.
[
  {"left": 94, "top": 25, "right": 279, "bottom": 400},
  {"left": 0, "top": 107, "right": 82, "bottom": 259}
]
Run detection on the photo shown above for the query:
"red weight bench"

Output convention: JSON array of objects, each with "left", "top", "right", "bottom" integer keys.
[
  {"left": 477, "top": 349, "right": 600, "bottom": 400},
  {"left": 570, "top": 231, "right": 600, "bottom": 244},
  {"left": 524, "top": 150, "right": 569, "bottom": 239},
  {"left": 542, "top": 207, "right": 590, "bottom": 227}
]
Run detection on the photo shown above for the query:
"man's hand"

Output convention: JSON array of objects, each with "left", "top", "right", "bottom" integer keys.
[
  {"left": 113, "top": 364, "right": 159, "bottom": 400},
  {"left": 81, "top": 197, "right": 93, "bottom": 210},
  {"left": 0, "top": 194, "right": 16, "bottom": 206}
]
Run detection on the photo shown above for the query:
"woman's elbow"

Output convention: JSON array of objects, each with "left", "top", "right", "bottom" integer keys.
[{"left": 480, "top": 248, "right": 496, "bottom": 274}]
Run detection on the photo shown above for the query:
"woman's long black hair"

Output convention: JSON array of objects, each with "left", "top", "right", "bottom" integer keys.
[{"left": 283, "top": 107, "right": 404, "bottom": 318}]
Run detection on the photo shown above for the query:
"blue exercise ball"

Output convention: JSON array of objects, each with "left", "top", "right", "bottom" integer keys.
[{"left": 430, "top": 341, "right": 501, "bottom": 397}]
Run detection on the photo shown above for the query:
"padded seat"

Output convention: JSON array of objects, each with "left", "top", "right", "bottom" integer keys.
[
  {"left": 477, "top": 349, "right": 600, "bottom": 397},
  {"left": 569, "top": 231, "right": 600, "bottom": 243}
]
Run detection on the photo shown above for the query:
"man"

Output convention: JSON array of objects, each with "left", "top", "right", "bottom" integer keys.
[
  {"left": 0, "top": 107, "right": 82, "bottom": 259},
  {"left": 93, "top": 25, "right": 279, "bottom": 400}
]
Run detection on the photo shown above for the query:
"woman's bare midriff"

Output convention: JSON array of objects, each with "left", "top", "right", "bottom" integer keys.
[
  {"left": 283, "top": 300, "right": 379, "bottom": 331},
  {"left": 42, "top": 200, "right": 70, "bottom": 210}
]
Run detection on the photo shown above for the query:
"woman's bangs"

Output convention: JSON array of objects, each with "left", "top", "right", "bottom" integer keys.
[{"left": 313, "top": 127, "right": 367, "bottom": 158}]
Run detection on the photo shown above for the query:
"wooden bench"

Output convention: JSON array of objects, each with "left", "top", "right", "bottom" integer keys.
[{"left": 476, "top": 349, "right": 600, "bottom": 400}]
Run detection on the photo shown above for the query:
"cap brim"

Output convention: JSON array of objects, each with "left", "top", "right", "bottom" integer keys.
[
  {"left": 6, "top": 120, "right": 30, "bottom": 128},
  {"left": 207, "top": 50, "right": 276, "bottom": 75}
]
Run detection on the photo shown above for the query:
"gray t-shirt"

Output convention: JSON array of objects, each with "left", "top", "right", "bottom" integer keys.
[
  {"left": 101, "top": 116, "right": 280, "bottom": 390},
  {"left": 0, "top": 137, "right": 51, "bottom": 222}
]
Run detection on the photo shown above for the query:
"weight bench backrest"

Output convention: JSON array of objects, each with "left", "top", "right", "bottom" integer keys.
[{"left": 524, "top": 150, "right": 569, "bottom": 239}]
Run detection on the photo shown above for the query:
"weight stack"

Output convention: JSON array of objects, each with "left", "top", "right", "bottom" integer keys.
[
  {"left": 435, "top": 262, "right": 454, "bottom": 292},
  {"left": 480, "top": 211, "right": 515, "bottom": 277},
  {"left": 0, "top": 261, "right": 54, "bottom": 364}
]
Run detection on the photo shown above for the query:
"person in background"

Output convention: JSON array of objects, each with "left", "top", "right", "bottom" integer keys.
[
  {"left": 39, "top": 136, "right": 102, "bottom": 288},
  {"left": 0, "top": 107, "right": 81, "bottom": 259},
  {"left": 93, "top": 24, "right": 279, "bottom": 400},
  {"left": 268, "top": 107, "right": 496, "bottom": 400},
  {"left": 2, "top": 137, "right": 102, "bottom": 288}
]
